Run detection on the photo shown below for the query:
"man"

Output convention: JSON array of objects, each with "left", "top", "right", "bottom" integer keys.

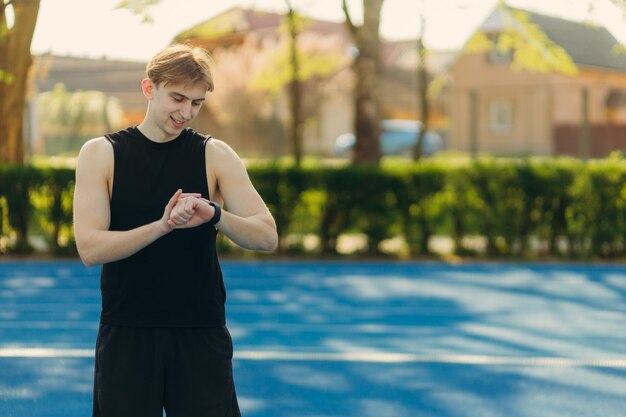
[{"left": 73, "top": 43, "right": 278, "bottom": 417}]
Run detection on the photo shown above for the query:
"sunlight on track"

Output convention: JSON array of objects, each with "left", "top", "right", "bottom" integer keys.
[{"left": 2, "top": 347, "right": 626, "bottom": 368}]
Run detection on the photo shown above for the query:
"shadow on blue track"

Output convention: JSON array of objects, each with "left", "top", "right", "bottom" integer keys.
[
  {"left": 3, "top": 358, "right": 626, "bottom": 417},
  {"left": 234, "top": 361, "right": 626, "bottom": 417},
  {"left": 1, "top": 260, "right": 626, "bottom": 417}
]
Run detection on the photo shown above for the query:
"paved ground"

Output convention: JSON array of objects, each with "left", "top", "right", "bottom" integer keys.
[{"left": 1, "top": 260, "right": 625, "bottom": 416}]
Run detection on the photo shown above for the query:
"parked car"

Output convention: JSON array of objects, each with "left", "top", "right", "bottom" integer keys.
[{"left": 333, "top": 119, "right": 444, "bottom": 157}]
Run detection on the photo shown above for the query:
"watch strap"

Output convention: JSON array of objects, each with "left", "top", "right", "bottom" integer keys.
[{"left": 207, "top": 201, "right": 221, "bottom": 227}]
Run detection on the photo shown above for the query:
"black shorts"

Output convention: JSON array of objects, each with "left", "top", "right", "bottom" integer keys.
[{"left": 92, "top": 323, "right": 241, "bottom": 417}]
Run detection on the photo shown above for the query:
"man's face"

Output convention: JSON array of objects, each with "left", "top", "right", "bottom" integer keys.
[{"left": 147, "top": 80, "right": 207, "bottom": 139}]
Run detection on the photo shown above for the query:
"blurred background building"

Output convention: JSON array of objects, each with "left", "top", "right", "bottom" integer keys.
[
  {"left": 25, "top": 4, "right": 626, "bottom": 159},
  {"left": 447, "top": 6, "right": 626, "bottom": 157}
]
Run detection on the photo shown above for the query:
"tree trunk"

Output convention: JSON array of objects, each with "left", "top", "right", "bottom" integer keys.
[
  {"left": 0, "top": 0, "right": 41, "bottom": 165},
  {"left": 343, "top": 0, "right": 383, "bottom": 165},
  {"left": 413, "top": 16, "right": 428, "bottom": 160},
  {"left": 285, "top": 2, "right": 303, "bottom": 167}
]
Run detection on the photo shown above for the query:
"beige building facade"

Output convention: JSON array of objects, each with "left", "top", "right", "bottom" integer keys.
[{"left": 446, "top": 6, "right": 626, "bottom": 157}]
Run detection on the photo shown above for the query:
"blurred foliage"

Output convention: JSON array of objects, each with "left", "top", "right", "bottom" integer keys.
[
  {"left": 6, "top": 155, "right": 626, "bottom": 259},
  {"left": 114, "top": 0, "right": 160, "bottom": 23},
  {"left": 504, "top": 10, "right": 577, "bottom": 75},
  {"left": 36, "top": 84, "right": 124, "bottom": 156},
  {"left": 251, "top": 36, "right": 343, "bottom": 96},
  {"left": 0, "top": 69, "right": 14, "bottom": 84},
  {"left": 173, "top": 8, "right": 236, "bottom": 40},
  {"left": 0, "top": 164, "right": 75, "bottom": 255},
  {"left": 0, "top": 164, "right": 43, "bottom": 253},
  {"left": 465, "top": 6, "right": 578, "bottom": 76},
  {"left": 32, "top": 167, "right": 76, "bottom": 254}
]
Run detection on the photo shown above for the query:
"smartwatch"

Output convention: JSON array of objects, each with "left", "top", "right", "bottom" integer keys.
[{"left": 207, "top": 201, "right": 221, "bottom": 227}]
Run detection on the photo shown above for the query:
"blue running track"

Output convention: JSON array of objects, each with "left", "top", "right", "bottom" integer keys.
[{"left": 1, "top": 260, "right": 625, "bottom": 417}]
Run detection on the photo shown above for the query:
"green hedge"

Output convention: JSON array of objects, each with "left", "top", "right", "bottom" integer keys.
[
  {"left": 2, "top": 157, "right": 626, "bottom": 259},
  {"left": 0, "top": 164, "right": 75, "bottom": 254}
]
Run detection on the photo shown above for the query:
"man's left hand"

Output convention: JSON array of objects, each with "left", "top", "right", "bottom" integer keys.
[{"left": 167, "top": 196, "right": 216, "bottom": 229}]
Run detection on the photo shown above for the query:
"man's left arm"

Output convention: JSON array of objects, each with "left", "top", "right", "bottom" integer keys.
[{"left": 169, "top": 139, "right": 277, "bottom": 251}]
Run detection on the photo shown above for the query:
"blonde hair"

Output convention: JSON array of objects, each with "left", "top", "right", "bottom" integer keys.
[{"left": 146, "top": 44, "right": 214, "bottom": 92}]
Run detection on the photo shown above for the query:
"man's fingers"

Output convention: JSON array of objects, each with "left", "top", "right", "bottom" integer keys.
[
  {"left": 166, "top": 193, "right": 205, "bottom": 230},
  {"left": 162, "top": 189, "right": 183, "bottom": 227},
  {"left": 167, "top": 189, "right": 183, "bottom": 208},
  {"left": 184, "top": 197, "right": 196, "bottom": 213},
  {"left": 167, "top": 191, "right": 200, "bottom": 208}
]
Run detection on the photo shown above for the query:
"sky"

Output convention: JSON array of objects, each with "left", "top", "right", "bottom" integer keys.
[{"left": 28, "top": 0, "right": 626, "bottom": 63}]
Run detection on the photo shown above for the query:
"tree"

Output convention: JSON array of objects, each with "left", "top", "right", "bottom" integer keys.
[
  {"left": 251, "top": 20, "right": 344, "bottom": 159},
  {"left": 284, "top": 0, "right": 303, "bottom": 166},
  {"left": 413, "top": 5, "right": 428, "bottom": 161},
  {"left": 342, "top": 0, "right": 384, "bottom": 165},
  {"left": 0, "top": 0, "right": 40, "bottom": 164}
]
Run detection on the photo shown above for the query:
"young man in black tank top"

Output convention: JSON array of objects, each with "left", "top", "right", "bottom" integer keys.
[{"left": 73, "top": 44, "right": 278, "bottom": 417}]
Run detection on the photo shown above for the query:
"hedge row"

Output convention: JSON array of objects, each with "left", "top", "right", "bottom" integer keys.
[
  {"left": 1, "top": 157, "right": 626, "bottom": 259},
  {"left": 241, "top": 156, "right": 626, "bottom": 259},
  {"left": 0, "top": 164, "right": 75, "bottom": 255}
]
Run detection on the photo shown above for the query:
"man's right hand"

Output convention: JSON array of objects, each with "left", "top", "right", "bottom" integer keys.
[{"left": 158, "top": 189, "right": 202, "bottom": 234}]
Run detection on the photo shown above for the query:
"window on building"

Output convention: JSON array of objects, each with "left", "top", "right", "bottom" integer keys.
[
  {"left": 487, "top": 34, "right": 513, "bottom": 64},
  {"left": 488, "top": 47, "right": 513, "bottom": 64},
  {"left": 489, "top": 98, "right": 513, "bottom": 133},
  {"left": 606, "top": 89, "right": 626, "bottom": 124}
]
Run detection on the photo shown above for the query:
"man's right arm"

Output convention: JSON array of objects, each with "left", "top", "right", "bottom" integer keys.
[{"left": 73, "top": 138, "right": 178, "bottom": 266}]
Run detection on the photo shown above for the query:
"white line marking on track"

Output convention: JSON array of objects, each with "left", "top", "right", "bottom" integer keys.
[
  {"left": 0, "top": 348, "right": 93, "bottom": 358},
  {"left": 1, "top": 347, "right": 626, "bottom": 367}
]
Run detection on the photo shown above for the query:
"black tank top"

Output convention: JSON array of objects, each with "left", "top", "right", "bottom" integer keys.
[{"left": 100, "top": 127, "right": 226, "bottom": 327}]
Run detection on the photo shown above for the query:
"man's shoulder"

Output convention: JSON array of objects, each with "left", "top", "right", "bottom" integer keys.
[
  {"left": 204, "top": 137, "right": 248, "bottom": 175},
  {"left": 77, "top": 128, "right": 134, "bottom": 153},
  {"left": 77, "top": 136, "right": 113, "bottom": 165},
  {"left": 80, "top": 136, "right": 111, "bottom": 152},
  {"left": 204, "top": 136, "right": 236, "bottom": 157}
]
